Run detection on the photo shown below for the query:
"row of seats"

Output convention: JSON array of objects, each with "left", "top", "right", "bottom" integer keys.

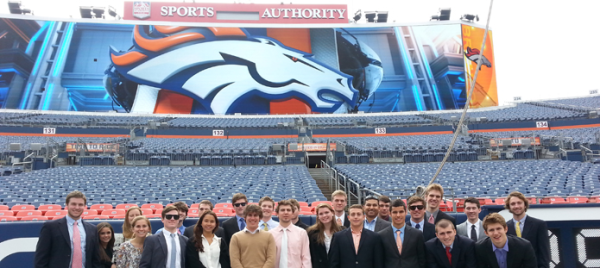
[
  {"left": 168, "top": 117, "right": 296, "bottom": 128},
  {"left": 431, "top": 103, "right": 587, "bottom": 122},
  {"left": 304, "top": 115, "right": 432, "bottom": 127},
  {"left": 534, "top": 96, "right": 600, "bottom": 111}
]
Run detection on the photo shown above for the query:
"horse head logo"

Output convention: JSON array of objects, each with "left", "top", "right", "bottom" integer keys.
[
  {"left": 464, "top": 47, "right": 491, "bottom": 70},
  {"left": 107, "top": 26, "right": 358, "bottom": 114}
]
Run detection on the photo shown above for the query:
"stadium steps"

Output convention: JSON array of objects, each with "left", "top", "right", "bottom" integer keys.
[{"left": 309, "top": 168, "right": 333, "bottom": 201}]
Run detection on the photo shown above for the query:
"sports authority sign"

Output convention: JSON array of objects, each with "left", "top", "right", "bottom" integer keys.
[{"left": 124, "top": 1, "right": 348, "bottom": 24}]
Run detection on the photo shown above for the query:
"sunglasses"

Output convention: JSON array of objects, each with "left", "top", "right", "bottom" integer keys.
[
  {"left": 409, "top": 205, "right": 425, "bottom": 211},
  {"left": 165, "top": 214, "right": 180, "bottom": 220},
  {"left": 233, "top": 202, "right": 247, "bottom": 207}
]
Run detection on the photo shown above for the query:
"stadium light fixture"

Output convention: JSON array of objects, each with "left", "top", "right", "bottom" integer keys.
[
  {"left": 79, "top": 6, "right": 93, "bottom": 18},
  {"left": 376, "top": 11, "right": 388, "bottom": 23},
  {"left": 461, "top": 14, "right": 479, "bottom": 22},
  {"left": 353, "top": 9, "right": 361, "bottom": 22},
  {"left": 431, "top": 8, "right": 451, "bottom": 21},
  {"left": 92, "top": 6, "right": 105, "bottom": 18},
  {"left": 364, "top": 11, "right": 376, "bottom": 22},
  {"left": 108, "top": 6, "right": 120, "bottom": 19},
  {"left": 8, "top": 0, "right": 32, "bottom": 15}
]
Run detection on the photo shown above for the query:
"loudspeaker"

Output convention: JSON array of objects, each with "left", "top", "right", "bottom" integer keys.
[
  {"left": 272, "top": 144, "right": 284, "bottom": 151},
  {"left": 30, "top": 143, "right": 42, "bottom": 151},
  {"left": 288, "top": 143, "right": 298, "bottom": 151},
  {"left": 9, "top": 143, "right": 21, "bottom": 151}
]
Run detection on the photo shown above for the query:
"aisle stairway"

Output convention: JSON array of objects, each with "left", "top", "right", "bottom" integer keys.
[{"left": 309, "top": 168, "right": 333, "bottom": 201}]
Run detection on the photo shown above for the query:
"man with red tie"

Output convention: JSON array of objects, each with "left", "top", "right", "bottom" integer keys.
[
  {"left": 425, "top": 219, "right": 476, "bottom": 268},
  {"left": 34, "top": 191, "right": 102, "bottom": 268},
  {"left": 378, "top": 199, "right": 425, "bottom": 268}
]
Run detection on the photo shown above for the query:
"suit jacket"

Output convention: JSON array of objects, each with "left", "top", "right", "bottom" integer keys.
[
  {"left": 425, "top": 235, "right": 476, "bottom": 268},
  {"left": 371, "top": 217, "right": 390, "bottom": 232},
  {"left": 475, "top": 236, "right": 537, "bottom": 268},
  {"left": 456, "top": 221, "right": 486, "bottom": 242},
  {"left": 378, "top": 225, "right": 425, "bottom": 268},
  {"left": 407, "top": 220, "right": 436, "bottom": 242},
  {"left": 185, "top": 236, "right": 231, "bottom": 268},
  {"left": 222, "top": 216, "right": 242, "bottom": 245},
  {"left": 139, "top": 232, "right": 188, "bottom": 268},
  {"left": 34, "top": 217, "right": 102, "bottom": 268},
  {"left": 183, "top": 225, "right": 225, "bottom": 240},
  {"left": 507, "top": 216, "right": 550, "bottom": 268},
  {"left": 295, "top": 219, "right": 310, "bottom": 230},
  {"left": 329, "top": 227, "right": 383, "bottom": 268}
]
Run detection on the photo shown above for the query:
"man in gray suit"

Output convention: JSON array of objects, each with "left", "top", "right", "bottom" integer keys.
[
  {"left": 140, "top": 206, "right": 187, "bottom": 268},
  {"left": 456, "top": 197, "right": 486, "bottom": 242},
  {"left": 364, "top": 195, "right": 390, "bottom": 232},
  {"left": 378, "top": 199, "right": 426, "bottom": 268}
]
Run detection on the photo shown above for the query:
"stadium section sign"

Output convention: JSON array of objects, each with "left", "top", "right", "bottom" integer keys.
[{"left": 124, "top": 1, "right": 348, "bottom": 24}]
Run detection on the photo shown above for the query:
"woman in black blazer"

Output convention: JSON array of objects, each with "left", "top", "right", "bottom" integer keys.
[
  {"left": 97, "top": 222, "right": 115, "bottom": 268},
  {"left": 307, "top": 203, "right": 344, "bottom": 268},
  {"left": 186, "top": 210, "right": 231, "bottom": 268}
]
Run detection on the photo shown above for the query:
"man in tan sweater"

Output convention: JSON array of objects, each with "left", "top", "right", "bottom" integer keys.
[{"left": 230, "top": 204, "right": 277, "bottom": 268}]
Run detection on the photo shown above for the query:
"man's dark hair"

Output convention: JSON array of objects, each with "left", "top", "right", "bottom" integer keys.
[
  {"left": 464, "top": 197, "right": 481, "bottom": 209},
  {"left": 390, "top": 199, "right": 407, "bottom": 212}
]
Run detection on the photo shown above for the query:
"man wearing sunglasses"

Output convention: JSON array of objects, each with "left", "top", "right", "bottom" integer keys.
[
  {"left": 140, "top": 206, "right": 188, "bottom": 268},
  {"left": 406, "top": 196, "right": 436, "bottom": 242},
  {"left": 222, "top": 193, "right": 248, "bottom": 245}
]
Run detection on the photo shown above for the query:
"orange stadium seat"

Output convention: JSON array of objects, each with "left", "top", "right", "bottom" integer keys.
[
  {"left": 212, "top": 208, "right": 232, "bottom": 215},
  {"left": 541, "top": 197, "right": 567, "bottom": 204},
  {"left": 297, "top": 202, "right": 309, "bottom": 207},
  {"left": 0, "top": 205, "right": 9, "bottom": 210},
  {"left": 38, "top": 204, "right": 62, "bottom": 215},
  {"left": 112, "top": 214, "right": 126, "bottom": 219},
  {"left": 310, "top": 201, "right": 332, "bottom": 207},
  {"left": 101, "top": 209, "right": 126, "bottom": 218},
  {"left": 588, "top": 196, "right": 600, "bottom": 203},
  {"left": 477, "top": 198, "right": 494, "bottom": 206},
  {"left": 83, "top": 215, "right": 110, "bottom": 220},
  {"left": 527, "top": 197, "right": 537, "bottom": 205},
  {"left": 567, "top": 197, "right": 588, "bottom": 204},
  {"left": 0, "top": 211, "right": 14, "bottom": 216},
  {"left": 20, "top": 215, "right": 48, "bottom": 221},
  {"left": 16, "top": 210, "right": 42, "bottom": 220},
  {"left": 0, "top": 216, "right": 18, "bottom": 222},
  {"left": 82, "top": 209, "right": 98, "bottom": 216},
  {"left": 494, "top": 198, "right": 505, "bottom": 205},
  {"left": 141, "top": 208, "right": 154, "bottom": 215},
  {"left": 215, "top": 203, "right": 231, "bottom": 208},
  {"left": 45, "top": 210, "right": 68, "bottom": 220},
  {"left": 11, "top": 204, "right": 35, "bottom": 213},
  {"left": 116, "top": 204, "right": 138, "bottom": 210},
  {"left": 190, "top": 204, "right": 199, "bottom": 209},
  {"left": 188, "top": 208, "right": 200, "bottom": 217},
  {"left": 142, "top": 203, "right": 164, "bottom": 213},
  {"left": 300, "top": 207, "right": 313, "bottom": 213},
  {"left": 90, "top": 204, "right": 113, "bottom": 214}
]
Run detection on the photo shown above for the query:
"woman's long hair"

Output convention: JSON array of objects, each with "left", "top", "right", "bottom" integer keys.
[
  {"left": 194, "top": 210, "right": 219, "bottom": 252},
  {"left": 306, "top": 203, "right": 343, "bottom": 245},
  {"left": 122, "top": 207, "right": 143, "bottom": 239},
  {"left": 96, "top": 222, "right": 115, "bottom": 263}
]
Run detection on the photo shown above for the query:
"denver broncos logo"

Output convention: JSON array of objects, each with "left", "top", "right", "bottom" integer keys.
[
  {"left": 464, "top": 47, "right": 491, "bottom": 70},
  {"left": 107, "top": 26, "right": 358, "bottom": 114}
]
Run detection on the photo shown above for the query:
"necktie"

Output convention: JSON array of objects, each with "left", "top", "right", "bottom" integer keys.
[
  {"left": 471, "top": 224, "right": 478, "bottom": 241},
  {"left": 336, "top": 217, "right": 342, "bottom": 226},
  {"left": 428, "top": 214, "right": 435, "bottom": 224},
  {"left": 280, "top": 228, "right": 288, "bottom": 268},
  {"left": 446, "top": 247, "right": 452, "bottom": 264},
  {"left": 263, "top": 222, "right": 269, "bottom": 231},
  {"left": 415, "top": 223, "right": 421, "bottom": 230},
  {"left": 72, "top": 221, "right": 82, "bottom": 268},
  {"left": 516, "top": 221, "right": 522, "bottom": 238},
  {"left": 395, "top": 230, "right": 402, "bottom": 255},
  {"left": 170, "top": 233, "right": 177, "bottom": 268},
  {"left": 239, "top": 218, "right": 246, "bottom": 230}
]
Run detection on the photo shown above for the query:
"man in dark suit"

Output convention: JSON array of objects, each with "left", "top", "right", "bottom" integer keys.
[
  {"left": 378, "top": 195, "right": 391, "bottom": 222},
  {"left": 378, "top": 199, "right": 425, "bottom": 268},
  {"left": 290, "top": 199, "right": 310, "bottom": 229},
  {"left": 425, "top": 219, "right": 476, "bottom": 268},
  {"left": 332, "top": 190, "right": 350, "bottom": 228},
  {"left": 475, "top": 213, "right": 537, "bottom": 268},
  {"left": 183, "top": 200, "right": 225, "bottom": 238},
  {"left": 363, "top": 195, "right": 390, "bottom": 232},
  {"left": 35, "top": 191, "right": 102, "bottom": 268},
  {"left": 504, "top": 191, "right": 550, "bottom": 268},
  {"left": 329, "top": 204, "right": 383, "bottom": 268},
  {"left": 456, "top": 197, "right": 486, "bottom": 242},
  {"left": 406, "top": 196, "right": 436, "bottom": 241},
  {"left": 425, "top": 184, "right": 456, "bottom": 226},
  {"left": 140, "top": 206, "right": 188, "bottom": 268},
  {"left": 221, "top": 193, "right": 248, "bottom": 245}
]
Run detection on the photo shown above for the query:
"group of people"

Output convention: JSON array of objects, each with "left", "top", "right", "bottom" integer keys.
[{"left": 34, "top": 183, "right": 550, "bottom": 268}]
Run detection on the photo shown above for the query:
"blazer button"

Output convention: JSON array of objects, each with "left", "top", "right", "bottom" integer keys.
[{"left": 356, "top": 261, "right": 359, "bottom": 264}]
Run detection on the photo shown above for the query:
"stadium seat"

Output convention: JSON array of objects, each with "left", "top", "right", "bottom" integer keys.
[
  {"left": 20, "top": 215, "right": 48, "bottom": 221},
  {"left": 541, "top": 197, "right": 567, "bottom": 204},
  {"left": 82, "top": 209, "right": 98, "bottom": 216},
  {"left": 141, "top": 208, "right": 154, "bottom": 215},
  {"left": 567, "top": 197, "right": 588, "bottom": 204},
  {"left": 0, "top": 205, "right": 9, "bottom": 210},
  {"left": 494, "top": 198, "right": 505, "bottom": 205},
  {"left": 141, "top": 203, "right": 164, "bottom": 213},
  {"left": 16, "top": 210, "right": 42, "bottom": 220},
  {"left": 476, "top": 198, "right": 494, "bottom": 206},
  {"left": 90, "top": 204, "right": 113, "bottom": 214},
  {"left": 11, "top": 204, "right": 35, "bottom": 213},
  {"left": 45, "top": 210, "right": 68, "bottom": 220},
  {"left": 188, "top": 208, "right": 200, "bottom": 217},
  {"left": 0, "top": 216, "right": 18, "bottom": 222},
  {"left": 83, "top": 215, "right": 109, "bottom": 220},
  {"left": 38, "top": 204, "right": 62, "bottom": 215},
  {"left": 101, "top": 209, "right": 126, "bottom": 218},
  {"left": 588, "top": 196, "right": 600, "bottom": 203},
  {"left": 0, "top": 211, "right": 14, "bottom": 216},
  {"left": 214, "top": 203, "right": 231, "bottom": 208},
  {"left": 116, "top": 204, "right": 138, "bottom": 210},
  {"left": 310, "top": 201, "right": 332, "bottom": 207},
  {"left": 300, "top": 207, "right": 313, "bottom": 213}
]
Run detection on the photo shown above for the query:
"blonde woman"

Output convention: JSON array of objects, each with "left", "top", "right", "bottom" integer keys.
[
  {"left": 306, "top": 203, "right": 344, "bottom": 268},
  {"left": 114, "top": 207, "right": 142, "bottom": 249},
  {"left": 112, "top": 216, "right": 151, "bottom": 268}
]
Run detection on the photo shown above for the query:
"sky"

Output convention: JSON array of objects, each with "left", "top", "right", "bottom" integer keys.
[{"left": 2, "top": 0, "right": 599, "bottom": 106}]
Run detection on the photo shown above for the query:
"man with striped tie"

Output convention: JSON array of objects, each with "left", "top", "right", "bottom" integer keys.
[{"left": 505, "top": 192, "right": 550, "bottom": 268}]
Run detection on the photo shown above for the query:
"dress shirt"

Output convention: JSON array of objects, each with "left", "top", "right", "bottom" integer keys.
[
  {"left": 335, "top": 212, "right": 346, "bottom": 226},
  {"left": 364, "top": 217, "right": 378, "bottom": 231},
  {"left": 270, "top": 224, "right": 311, "bottom": 268},
  {"left": 391, "top": 224, "right": 406, "bottom": 244},
  {"left": 410, "top": 219, "right": 425, "bottom": 231},
  {"left": 156, "top": 225, "right": 186, "bottom": 235},
  {"left": 466, "top": 219, "right": 481, "bottom": 240},
  {"left": 425, "top": 210, "right": 439, "bottom": 222},
  {"left": 162, "top": 229, "right": 182, "bottom": 268},
  {"left": 324, "top": 232, "right": 332, "bottom": 253},
  {"left": 351, "top": 228, "right": 362, "bottom": 254},
  {"left": 243, "top": 227, "right": 259, "bottom": 234},
  {"left": 259, "top": 218, "right": 279, "bottom": 230},
  {"left": 66, "top": 216, "right": 86, "bottom": 268},
  {"left": 236, "top": 215, "right": 245, "bottom": 230},
  {"left": 492, "top": 240, "right": 509, "bottom": 268},
  {"left": 199, "top": 235, "right": 221, "bottom": 268},
  {"left": 513, "top": 215, "right": 527, "bottom": 231},
  {"left": 444, "top": 242, "right": 454, "bottom": 251}
]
